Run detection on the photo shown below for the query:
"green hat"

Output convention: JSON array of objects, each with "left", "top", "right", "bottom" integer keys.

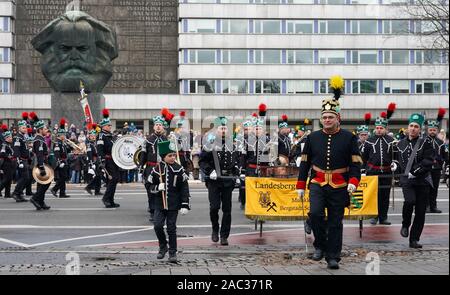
[
  {"left": 374, "top": 115, "right": 388, "bottom": 128},
  {"left": 177, "top": 111, "right": 186, "bottom": 127},
  {"left": 356, "top": 125, "right": 369, "bottom": 134},
  {"left": 18, "top": 112, "right": 29, "bottom": 128},
  {"left": 427, "top": 108, "right": 447, "bottom": 129},
  {"left": 157, "top": 140, "right": 177, "bottom": 157},
  {"left": 153, "top": 115, "right": 166, "bottom": 126},
  {"left": 57, "top": 118, "right": 67, "bottom": 135},
  {"left": 100, "top": 109, "right": 112, "bottom": 127},
  {"left": 296, "top": 125, "right": 305, "bottom": 132},
  {"left": 1, "top": 124, "right": 11, "bottom": 138},
  {"left": 278, "top": 114, "right": 289, "bottom": 129},
  {"left": 427, "top": 120, "right": 439, "bottom": 128},
  {"left": 242, "top": 120, "right": 253, "bottom": 128},
  {"left": 254, "top": 118, "right": 264, "bottom": 127},
  {"left": 214, "top": 117, "right": 228, "bottom": 127},
  {"left": 29, "top": 112, "right": 46, "bottom": 130},
  {"left": 409, "top": 113, "right": 425, "bottom": 127}
]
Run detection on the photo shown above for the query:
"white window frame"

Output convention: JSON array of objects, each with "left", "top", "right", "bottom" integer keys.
[
  {"left": 254, "top": 20, "right": 282, "bottom": 34},
  {"left": 188, "top": 49, "right": 216, "bottom": 64},
  {"left": 254, "top": 80, "right": 281, "bottom": 94},
  {"left": 383, "top": 80, "right": 410, "bottom": 94},
  {"left": 287, "top": 80, "right": 314, "bottom": 94},
  {"left": 287, "top": 20, "right": 314, "bottom": 34},
  {"left": 318, "top": 50, "right": 346, "bottom": 64},
  {"left": 222, "top": 80, "right": 249, "bottom": 94},
  {"left": 415, "top": 80, "right": 442, "bottom": 94},
  {"left": 254, "top": 50, "right": 282, "bottom": 64},
  {"left": 287, "top": 50, "right": 314, "bottom": 64},
  {"left": 415, "top": 50, "right": 443, "bottom": 64},
  {"left": 350, "top": 80, "right": 378, "bottom": 94},
  {"left": 0, "top": 79, "right": 10, "bottom": 93},
  {"left": 319, "top": 20, "right": 346, "bottom": 34},
  {"left": 189, "top": 80, "right": 216, "bottom": 94},
  {"left": 351, "top": 20, "right": 378, "bottom": 34},
  {"left": 222, "top": 49, "right": 249, "bottom": 64},
  {"left": 187, "top": 19, "right": 216, "bottom": 33},
  {"left": 351, "top": 50, "right": 378, "bottom": 64},
  {"left": 222, "top": 19, "right": 249, "bottom": 34},
  {"left": 383, "top": 50, "right": 410, "bottom": 64}
]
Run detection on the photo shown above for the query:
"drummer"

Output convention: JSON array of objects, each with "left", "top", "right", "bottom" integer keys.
[{"left": 278, "top": 114, "right": 292, "bottom": 166}]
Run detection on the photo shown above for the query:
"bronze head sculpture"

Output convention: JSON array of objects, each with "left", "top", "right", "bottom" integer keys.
[{"left": 32, "top": 11, "right": 118, "bottom": 93}]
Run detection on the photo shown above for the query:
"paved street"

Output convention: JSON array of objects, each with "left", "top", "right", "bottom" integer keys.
[{"left": 0, "top": 182, "right": 448, "bottom": 275}]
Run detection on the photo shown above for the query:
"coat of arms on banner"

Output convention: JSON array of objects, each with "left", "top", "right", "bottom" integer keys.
[{"left": 259, "top": 191, "right": 271, "bottom": 208}]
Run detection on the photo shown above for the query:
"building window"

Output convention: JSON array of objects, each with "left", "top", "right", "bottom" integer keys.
[
  {"left": 221, "top": 0, "right": 251, "bottom": 3},
  {"left": 189, "top": 80, "right": 215, "bottom": 94},
  {"left": 350, "top": 0, "right": 379, "bottom": 4},
  {"left": 319, "top": 20, "right": 346, "bottom": 34},
  {"left": 222, "top": 50, "right": 249, "bottom": 63},
  {"left": 287, "top": 80, "right": 314, "bottom": 94},
  {"left": 383, "top": 50, "right": 409, "bottom": 64},
  {"left": 185, "top": 0, "right": 217, "bottom": 3},
  {"left": 188, "top": 50, "right": 216, "bottom": 63},
  {"left": 0, "top": 79, "right": 10, "bottom": 93},
  {"left": 287, "top": 20, "right": 313, "bottom": 34},
  {"left": 254, "top": 0, "right": 281, "bottom": 3},
  {"left": 0, "top": 17, "right": 10, "bottom": 32},
  {"left": 255, "top": 80, "right": 281, "bottom": 93},
  {"left": 415, "top": 20, "right": 438, "bottom": 34},
  {"left": 415, "top": 50, "right": 443, "bottom": 64},
  {"left": 318, "top": 50, "right": 346, "bottom": 64},
  {"left": 351, "top": 50, "right": 378, "bottom": 64},
  {"left": 0, "top": 48, "right": 11, "bottom": 62},
  {"left": 287, "top": 0, "right": 315, "bottom": 3},
  {"left": 351, "top": 20, "right": 378, "bottom": 34},
  {"left": 187, "top": 19, "right": 216, "bottom": 33},
  {"left": 222, "top": 19, "right": 249, "bottom": 33},
  {"left": 383, "top": 20, "right": 410, "bottom": 34},
  {"left": 222, "top": 80, "right": 249, "bottom": 94},
  {"left": 254, "top": 20, "right": 281, "bottom": 34},
  {"left": 287, "top": 50, "right": 314, "bottom": 64},
  {"left": 319, "top": 0, "right": 346, "bottom": 3},
  {"left": 415, "top": 80, "right": 442, "bottom": 94},
  {"left": 383, "top": 0, "right": 409, "bottom": 4},
  {"left": 254, "top": 50, "right": 281, "bottom": 64},
  {"left": 383, "top": 80, "right": 410, "bottom": 94},
  {"left": 351, "top": 80, "right": 377, "bottom": 94}
]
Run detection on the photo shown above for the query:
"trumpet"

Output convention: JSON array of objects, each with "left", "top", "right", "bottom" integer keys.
[{"left": 65, "top": 139, "right": 85, "bottom": 153}]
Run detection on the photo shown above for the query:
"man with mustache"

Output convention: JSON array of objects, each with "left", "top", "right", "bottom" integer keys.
[{"left": 32, "top": 11, "right": 118, "bottom": 93}]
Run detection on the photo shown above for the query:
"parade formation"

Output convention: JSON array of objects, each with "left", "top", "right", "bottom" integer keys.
[{"left": 0, "top": 76, "right": 448, "bottom": 271}]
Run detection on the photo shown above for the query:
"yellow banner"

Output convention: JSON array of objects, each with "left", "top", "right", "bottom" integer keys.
[{"left": 245, "top": 176, "right": 379, "bottom": 221}]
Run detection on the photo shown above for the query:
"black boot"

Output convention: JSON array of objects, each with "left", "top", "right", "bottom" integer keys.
[
  {"left": 157, "top": 246, "right": 168, "bottom": 259},
  {"left": 211, "top": 230, "right": 219, "bottom": 243},
  {"left": 311, "top": 249, "right": 324, "bottom": 261},
  {"left": 327, "top": 259, "right": 340, "bottom": 270},
  {"left": 30, "top": 197, "right": 42, "bottom": 210},
  {"left": 168, "top": 252, "right": 177, "bottom": 263},
  {"left": 400, "top": 226, "right": 409, "bottom": 238},
  {"left": 50, "top": 188, "right": 57, "bottom": 197},
  {"left": 409, "top": 240, "right": 423, "bottom": 249},
  {"left": 220, "top": 237, "right": 229, "bottom": 246},
  {"left": 429, "top": 208, "right": 442, "bottom": 213}
]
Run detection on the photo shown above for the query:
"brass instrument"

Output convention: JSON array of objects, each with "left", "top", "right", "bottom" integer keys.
[
  {"left": 65, "top": 139, "right": 85, "bottom": 153},
  {"left": 32, "top": 164, "right": 54, "bottom": 185}
]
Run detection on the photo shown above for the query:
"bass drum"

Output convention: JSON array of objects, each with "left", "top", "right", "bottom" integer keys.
[{"left": 112, "top": 135, "right": 145, "bottom": 170}]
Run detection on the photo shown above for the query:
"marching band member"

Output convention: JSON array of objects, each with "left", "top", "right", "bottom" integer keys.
[
  {"left": 174, "top": 111, "right": 193, "bottom": 173},
  {"left": 85, "top": 124, "right": 102, "bottom": 196},
  {"left": 391, "top": 113, "right": 434, "bottom": 248},
  {"left": 200, "top": 116, "right": 240, "bottom": 246},
  {"left": 425, "top": 108, "right": 447, "bottom": 214},
  {"left": 140, "top": 109, "right": 172, "bottom": 222},
  {"left": 0, "top": 125, "right": 16, "bottom": 199},
  {"left": 236, "top": 119, "right": 253, "bottom": 210},
  {"left": 147, "top": 140, "right": 191, "bottom": 263},
  {"left": 278, "top": 114, "right": 291, "bottom": 166},
  {"left": 12, "top": 112, "right": 31, "bottom": 202},
  {"left": 362, "top": 104, "right": 397, "bottom": 226},
  {"left": 296, "top": 76, "right": 362, "bottom": 270},
  {"left": 97, "top": 109, "right": 120, "bottom": 208},
  {"left": 356, "top": 113, "right": 371, "bottom": 173},
  {"left": 24, "top": 127, "right": 35, "bottom": 197},
  {"left": 29, "top": 112, "right": 51, "bottom": 211},
  {"left": 50, "top": 118, "right": 71, "bottom": 198}
]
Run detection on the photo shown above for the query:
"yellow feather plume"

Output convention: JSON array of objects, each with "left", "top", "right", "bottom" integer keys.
[{"left": 329, "top": 75, "right": 344, "bottom": 90}]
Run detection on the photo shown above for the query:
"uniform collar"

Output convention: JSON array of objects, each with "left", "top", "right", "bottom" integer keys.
[{"left": 322, "top": 127, "right": 340, "bottom": 135}]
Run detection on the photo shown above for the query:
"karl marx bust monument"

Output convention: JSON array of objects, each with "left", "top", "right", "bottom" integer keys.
[{"left": 31, "top": 11, "right": 118, "bottom": 93}]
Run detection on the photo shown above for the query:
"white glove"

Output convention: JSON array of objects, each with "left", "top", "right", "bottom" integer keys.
[
  {"left": 209, "top": 170, "right": 217, "bottom": 180},
  {"left": 297, "top": 189, "right": 305, "bottom": 199},
  {"left": 236, "top": 178, "right": 240, "bottom": 185},
  {"left": 158, "top": 183, "right": 165, "bottom": 191},
  {"left": 0, "top": 170, "right": 3, "bottom": 174},
  {"left": 91, "top": 164, "right": 96, "bottom": 170},
  {"left": 240, "top": 174, "right": 245, "bottom": 179},
  {"left": 347, "top": 183, "right": 357, "bottom": 194},
  {"left": 59, "top": 162, "right": 65, "bottom": 168},
  {"left": 390, "top": 162, "right": 397, "bottom": 172},
  {"left": 88, "top": 168, "right": 95, "bottom": 175},
  {"left": 408, "top": 173, "right": 416, "bottom": 179},
  {"left": 179, "top": 208, "right": 189, "bottom": 215},
  {"left": 18, "top": 163, "right": 24, "bottom": 169}
]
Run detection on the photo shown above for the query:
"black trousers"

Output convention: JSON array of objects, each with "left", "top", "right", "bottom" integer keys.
[
  {"left": 207, "top": 182, "right": 234, "bottom": 239},
  {"left": 0, "top": 162, "right": 15, "bottom": 197},
  {"left": 25, "top": 167, "right": 33, "bottom": 195},
  {"left": 309, "top": 183, "right": 348, "bottom": 262},
  {"left": 13, "top": 162, "right": 30, "bottom": 196},
  {"left": 429, "top": 169, "right": 441, "bottom": 210},
  {"left": 52, "top": 165, "right": 69, "bottom": 196},
  {"left": 368, "top": 172, "right": 392, "bottom": 222},
  {"left": 103, "top": 159, "right": 120, "bottom": 204},
  {"left": 154, "top": 209, "right": 179, "bottom": 254},
  {"left": 402, "top": 184, "right": 429, "bottom": 242},
  {"left": 86, "top": 174, "right": 101, "bottom": 193},
  {"left": 33, "top": 182, "right": 50, "bottom": 205}
]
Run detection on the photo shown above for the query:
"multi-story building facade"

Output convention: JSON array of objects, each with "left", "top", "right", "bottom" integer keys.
[{"left": 0, "top": 0, "right": 448, "bottom": 133}]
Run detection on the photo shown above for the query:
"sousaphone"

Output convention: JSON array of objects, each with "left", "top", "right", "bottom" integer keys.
[{"left": 32, "top": 164, "right": 54, "bottom": 185}]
